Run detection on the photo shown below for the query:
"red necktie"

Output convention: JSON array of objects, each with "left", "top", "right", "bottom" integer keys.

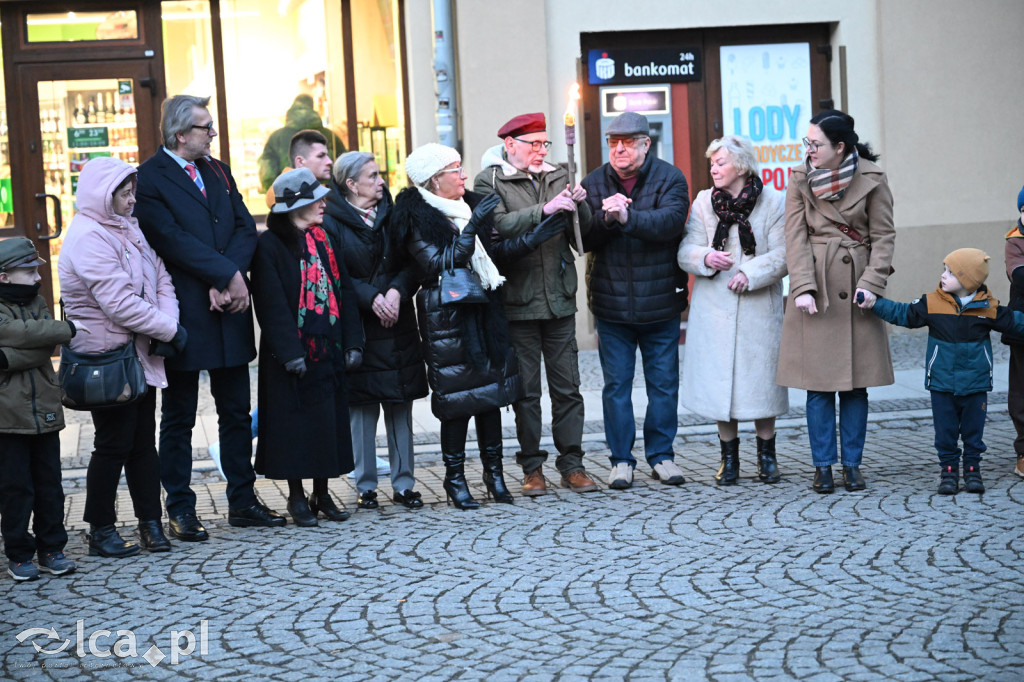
[{"left": 185, "top": 163, "right": 206, "bottom": 197}]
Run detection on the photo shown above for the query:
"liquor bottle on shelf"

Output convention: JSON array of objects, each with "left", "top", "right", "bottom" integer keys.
[
  {"left": 87, "top": 97, "right": 97, "bottom": 124},
  {"left": 74, "top": 95, "right": 86, "bottom": 125},
  {"left": 104, "top": 93, "right": 115, "bottom": 123}
]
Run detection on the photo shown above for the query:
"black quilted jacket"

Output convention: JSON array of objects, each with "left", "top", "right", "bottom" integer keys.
[
  {"left": 581, "top": 154, "right": 690, "bottom": 324},
  {"left": 391, "top": 187, "right": 521, "bottom": 421}
]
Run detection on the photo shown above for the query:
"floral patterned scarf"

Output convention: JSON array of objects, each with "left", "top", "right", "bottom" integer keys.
[
  {"left": 711, "top": 174, "right": 763, "bottom": 256},
  {"left": 297, "top": 224, "right": 343, "bottom": 362}
]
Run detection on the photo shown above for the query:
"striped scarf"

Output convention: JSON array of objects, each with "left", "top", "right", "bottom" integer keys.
[{"left": 807, "top": 150, "right": 859, "bottom": 201}]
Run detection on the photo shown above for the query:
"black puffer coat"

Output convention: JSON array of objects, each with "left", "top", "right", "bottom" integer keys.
[
  {"left": 581, "top": 153, "right": 690, "bottom": 324},
  {"left": 322, "top": 183, "right": 428, "bottom": 405},
  {"left": 391, "top": 187, "right": 522, "bottom": 421}
]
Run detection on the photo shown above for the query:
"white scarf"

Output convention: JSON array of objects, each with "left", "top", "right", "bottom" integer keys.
[{"left": 415, "top": 186, "right": 505, "bottom": 290}]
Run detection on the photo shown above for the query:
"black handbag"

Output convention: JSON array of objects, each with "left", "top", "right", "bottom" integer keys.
[
  {"left": 59, "top": 339, "right": 148, "bottom": 411},
  {"left": 439, "top": 243, "right": 488, "bottom": 305},
  {"left": 57, "top": 298, "right": 148, "bottom": 410}
]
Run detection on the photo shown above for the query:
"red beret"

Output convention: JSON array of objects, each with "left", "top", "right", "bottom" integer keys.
[{"left": 497, "top": 112, "right": 546, "bottom": 139}]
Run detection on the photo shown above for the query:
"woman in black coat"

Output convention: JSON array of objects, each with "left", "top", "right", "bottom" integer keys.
[
  {"left": 392, "top": 143, "right": 522, "bottom": 509},
  {"left": 250, "top": 168, "right": 365, "bottom": 526},
  {"left": 322, "top": 152, "right": 428, "bottom": 511}
]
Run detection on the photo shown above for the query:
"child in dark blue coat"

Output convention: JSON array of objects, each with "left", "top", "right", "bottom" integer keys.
[{"left": 866, "top": 248, "right": 1024, "bottom": 495}]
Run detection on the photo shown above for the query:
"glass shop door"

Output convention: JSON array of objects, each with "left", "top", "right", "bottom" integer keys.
[{"left": 17, "top": 61, "right": 158, "bottom": 307}]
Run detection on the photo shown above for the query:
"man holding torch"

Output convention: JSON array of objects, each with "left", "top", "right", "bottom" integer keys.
[{"left": 474, "top": 112, "right": 597, "bottom": 496}]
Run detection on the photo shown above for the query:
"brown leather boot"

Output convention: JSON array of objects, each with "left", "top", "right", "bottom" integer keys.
[{"left": 521, "top": 469, "right": 547, "bottom": 496}]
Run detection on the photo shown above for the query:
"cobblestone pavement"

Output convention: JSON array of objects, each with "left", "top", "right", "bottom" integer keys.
[{"left": 3, "top": 402, "right": 1024, "bottom": 680}]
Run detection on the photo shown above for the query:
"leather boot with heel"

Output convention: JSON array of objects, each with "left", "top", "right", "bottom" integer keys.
[
  {"left": 756, "top": 435, "right": 781, "bottom": 484},
  {"left": 442, "top": 452, "right": 480, "bottom": 510},
  {"left": 480, "top": 445, "right": 514, "bottom": 503},
  {"left": 89, "top": 524, "right": 141, "bottom": 558},
  {"left": 813, "top": 466, "right": 835, "bottom": 494},
  {"left": 715, "top": 438, "right": 740, "bottom": 485},
  {"left": 138, "top": 520, "right": 171, "bottom": 552}
]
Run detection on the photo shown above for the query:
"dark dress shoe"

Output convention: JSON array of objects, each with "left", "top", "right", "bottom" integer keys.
[
  {"left": 287, "top": 497, "right": 318, "bottom": 527},
  {"left": 138, "top": 520, "right": 172, "bottom": 552},
  {"left": 842, "top": 466, "right": 866, "bottom": 491},
  {"left": 357, "top": 490, "right": 380, "bottom": 510},
  {"left": 393, "top": 489, "right": 424, "bottom": 509},
  {"left": 88, "top": 524, "right": 141, "bottom": 558},
  {"left": 167, "top": 512, "right": 208, "bottom": 542},
  {"left": 308, "top": 493, "right": 350, "bottom": 521},
  {"left": 228, "top": 502, "right": 287, "bottom": 528},
  {"left": 812, "top": 466, "right": 835, "bottom": 494}
]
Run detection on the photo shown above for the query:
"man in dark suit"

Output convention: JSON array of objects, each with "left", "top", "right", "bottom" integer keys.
[{"left": 135, "top": 94, "right": 286, "bottom": 540}]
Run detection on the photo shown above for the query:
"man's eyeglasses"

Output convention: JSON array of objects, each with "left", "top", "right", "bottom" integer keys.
[
  {"left": 801, "top": 137, "right": 825, "bottom": 151},
  {"left": 513, "top": 137, "right": 552, "bottom": 151},
  {"left": 191, "top": 122, "right": 216, "bottom": 135},
  {"left": 606, "top": 136, "right": 645, "bottom": 149}
]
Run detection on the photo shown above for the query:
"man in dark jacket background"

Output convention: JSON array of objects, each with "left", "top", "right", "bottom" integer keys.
[
  {"left": 257, "top": 94, "right": 346, "bottom": 192},
  {"left": 581, "top": 111, "right": 690, "bottom": 491},
  {"left": 136, "top": 94, "right": 286, "bottom": 541},
  {"left": 474, "top": 112, "right": 598, "bottom": 496}
]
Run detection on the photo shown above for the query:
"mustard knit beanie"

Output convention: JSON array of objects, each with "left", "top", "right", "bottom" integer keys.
[{"left": 944, "top": 248, "right": 990, "bottom": 292}]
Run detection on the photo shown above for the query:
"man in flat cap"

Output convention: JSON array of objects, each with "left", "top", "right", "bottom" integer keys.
[
  {"left": 581, "top": 111, "right": 690, "bottom": 491},
  {"left": 474, "top": 111, "right": 597, "bottom": 495}
]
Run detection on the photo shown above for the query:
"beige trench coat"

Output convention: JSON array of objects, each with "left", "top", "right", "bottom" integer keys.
[
  {"left": 678, "top": 186, "right": 789, "bottom": 421},
  {"left": 775, "top": 159, "right": 896, "bottom": 391}
]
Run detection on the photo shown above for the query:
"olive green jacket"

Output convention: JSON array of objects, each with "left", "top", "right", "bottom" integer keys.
[
  {"left": 0, "top": 294, "right": 72, "bottom": 434},
  {"left": 473, "top": 145, "right": 592, "bottom": 321}
]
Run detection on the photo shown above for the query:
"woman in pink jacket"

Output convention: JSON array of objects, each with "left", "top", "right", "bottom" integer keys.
[{"left": 59, "top": 157, "right": 185, "bottom": 558}]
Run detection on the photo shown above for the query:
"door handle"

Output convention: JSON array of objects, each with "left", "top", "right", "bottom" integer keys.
[
  {"left": 34, "top": 193, "right": 63, "bottom": 240},
  {"left": 140, "top": 78, "right": 157, "bottom": 95}
]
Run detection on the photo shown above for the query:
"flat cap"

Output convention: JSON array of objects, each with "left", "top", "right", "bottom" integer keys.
[
  {"left": 606, "top": 111, "right": 650, "bottom": 137},
  {"left": 0, "top": 237, "right": 46, "bottom": 272},
  {"left": 497, "top": 112, "right": 546, "bottom": 139}
]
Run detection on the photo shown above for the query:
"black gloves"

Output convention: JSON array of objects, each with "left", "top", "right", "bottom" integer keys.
[
  {"left": 284, "top": 357, "right": 307, "bottom": 378},
  {"left": 523, "top": 213, "right": 567, "bottom": 251},
  {"left": 345, "top": 349, "right": 363, "bottom": 371},
  {"left": 468, "top": 193, "right": 501, "bottom": 231},
  {"left": 151, "top": 324, "right": 188, "bottom": 358}
]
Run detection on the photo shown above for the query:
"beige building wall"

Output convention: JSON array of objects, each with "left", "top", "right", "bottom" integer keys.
[{"left": 404, "top": 0, "right": 1024, "bottom": 346}]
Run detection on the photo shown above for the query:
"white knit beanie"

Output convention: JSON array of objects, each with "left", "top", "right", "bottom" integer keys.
[{"left": 405, "top": 143, "right": 461, "bottom": 186}]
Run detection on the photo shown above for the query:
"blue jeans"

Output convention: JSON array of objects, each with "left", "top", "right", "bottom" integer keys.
[
  {"left": 596, "top": 317, "right": 679, "bottom": 467},
  {"left": 806, "top": 389, "right": 868, "bottom": 467}
]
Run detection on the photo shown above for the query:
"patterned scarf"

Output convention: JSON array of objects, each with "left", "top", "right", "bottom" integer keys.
[
  {"left": 297, "top": 224, "right": 343, "bottom": 362},
  {"left": 710, "top": 174, "right": 762, "bottom": 255},
  {"left": 807, "top": 150, "right": 859, "bottom": 201}
]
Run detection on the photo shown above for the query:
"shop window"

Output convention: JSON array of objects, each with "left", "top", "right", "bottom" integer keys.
[
  {"left": 26, "top": 11, "right": 139, "bottom": 42},
  {"left": 218, "top": 0, "right": 348, "bottom": 215},
  {"left": 161, "top": 1, "right": 221, "bottom": 158},
  {"left": 352, "top": 0, "right": 406, "bottom": 190}
]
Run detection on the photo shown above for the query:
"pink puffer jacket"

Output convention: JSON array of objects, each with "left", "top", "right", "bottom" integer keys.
[{"left": 58, "top": 157, "right": 179, "bottom": 388}]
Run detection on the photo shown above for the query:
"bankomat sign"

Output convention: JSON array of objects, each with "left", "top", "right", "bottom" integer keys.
[{"left": 588, "top": 48, "right": 701, "bottom": 85}]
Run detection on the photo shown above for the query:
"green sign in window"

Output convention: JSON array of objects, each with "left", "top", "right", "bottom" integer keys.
[
  {"left": 68, "top": 127, "right": 109, "bottom": 148},
  {"left": 0, "top": 178, "right": 12, "bottom": 212}
]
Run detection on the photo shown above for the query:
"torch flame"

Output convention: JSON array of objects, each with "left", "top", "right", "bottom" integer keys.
[{"left": 564, "top": 82, "right": 581, "bottom": 127}]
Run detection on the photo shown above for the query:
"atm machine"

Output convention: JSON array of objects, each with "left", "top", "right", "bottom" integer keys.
[{"left": 598, "top": 85, "right": 673, "bottom": 163}]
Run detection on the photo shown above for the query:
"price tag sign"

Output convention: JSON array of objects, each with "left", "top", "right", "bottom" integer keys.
[{"left": 67, "top": 127, "right": 109, "bottom": 148}]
